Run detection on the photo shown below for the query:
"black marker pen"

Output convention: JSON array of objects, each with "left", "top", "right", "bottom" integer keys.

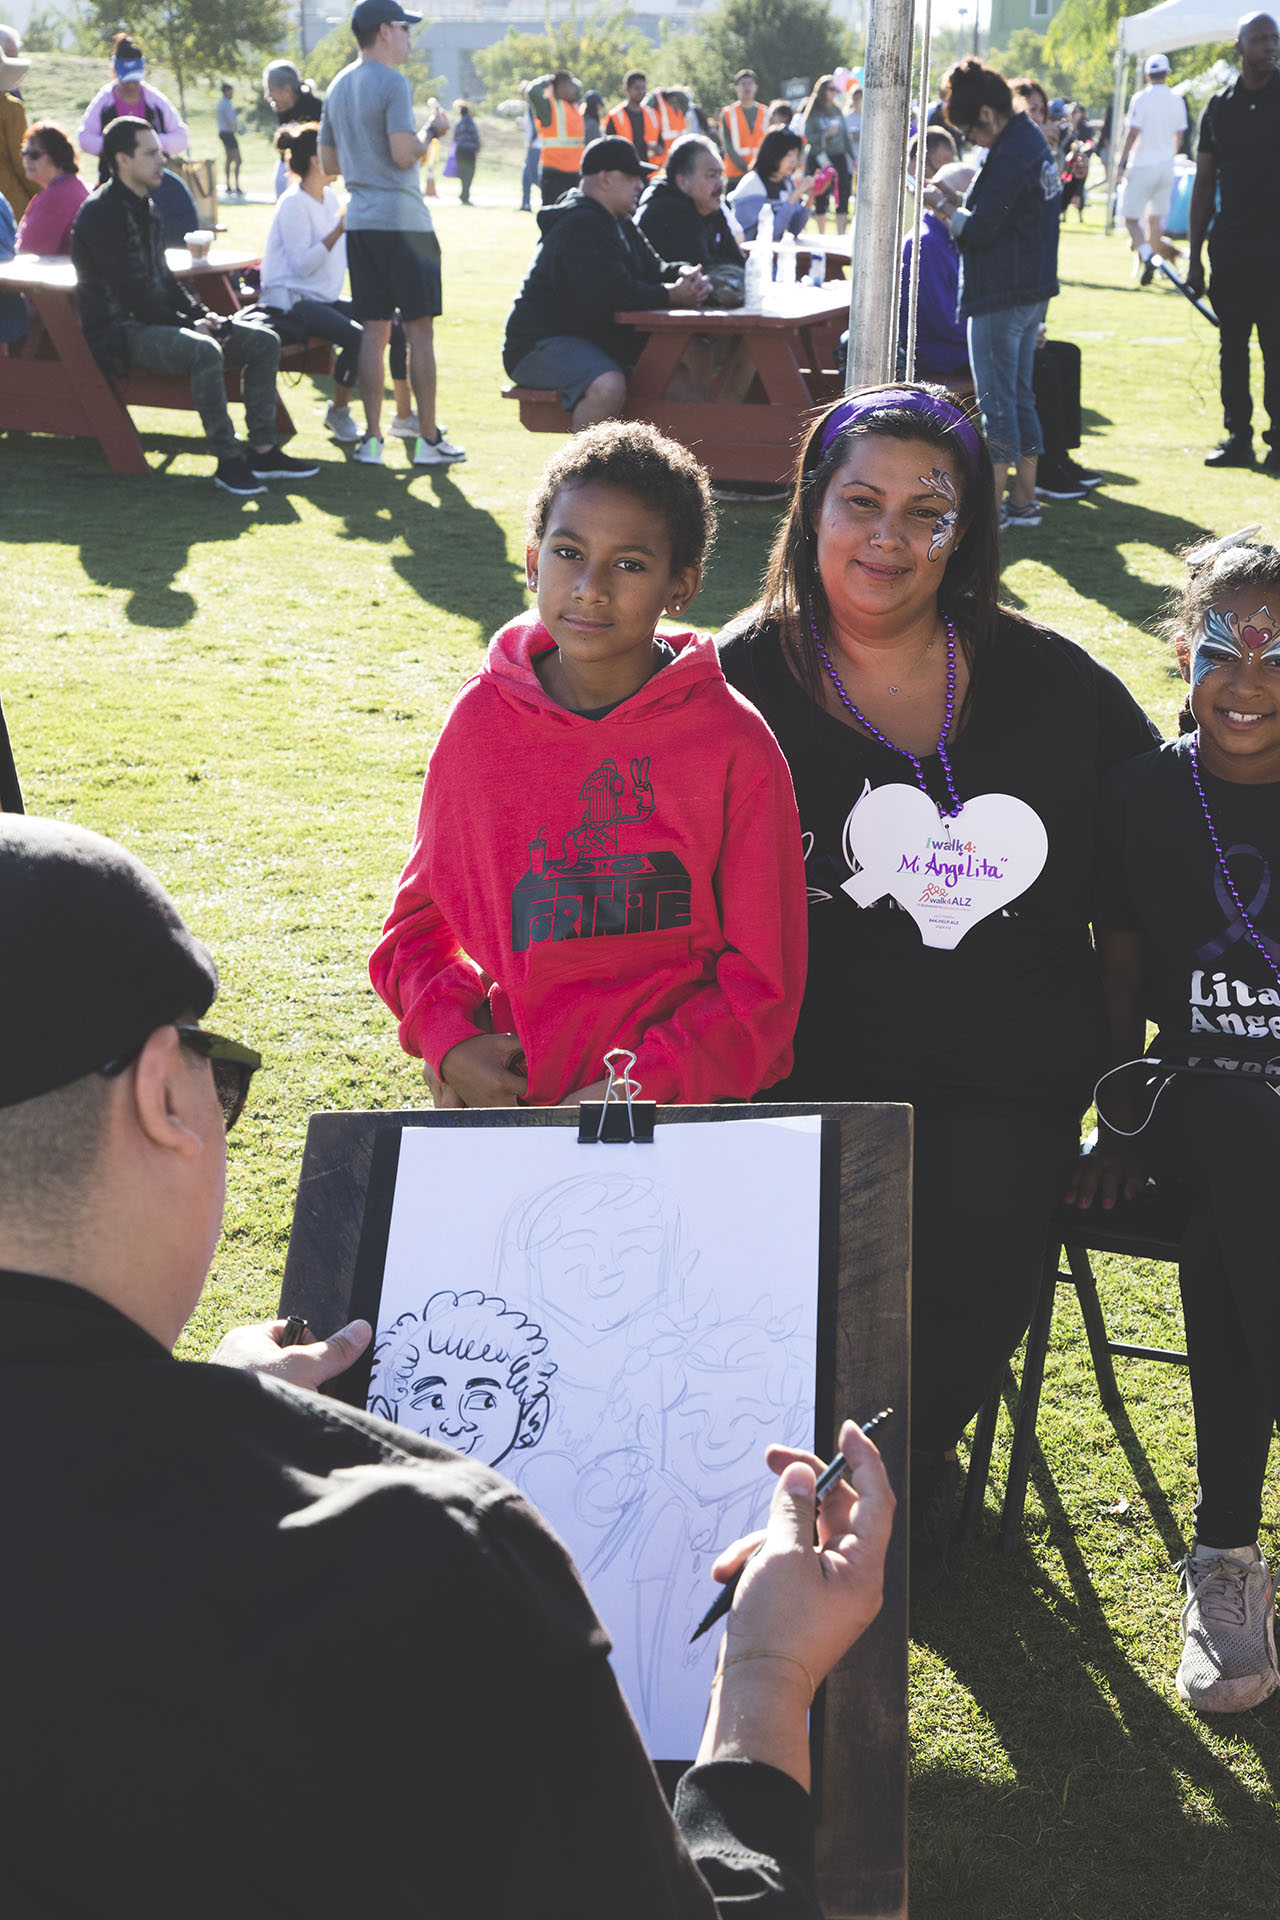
[{"left": 688, "top": 1408, "right": 894, "bottom": 1645}]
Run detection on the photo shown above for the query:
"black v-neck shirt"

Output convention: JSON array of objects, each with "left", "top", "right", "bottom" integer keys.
[{"left": 718, "top": 611, "right": 1158, "bottom": 1106}]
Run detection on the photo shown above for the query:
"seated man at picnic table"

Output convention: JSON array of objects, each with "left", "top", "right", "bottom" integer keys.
[
  {"left": 70, "top": 115, "right": 319, "bottom": 498},
  {"left": 635, "top": 133, "right": 745, "bottom": 273},
  {"left": 503, "top": 132, "right": 709, "bottom": 430}
]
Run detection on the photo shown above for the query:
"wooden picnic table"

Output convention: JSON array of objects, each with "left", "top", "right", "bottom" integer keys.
[
  {"left": 613, "top": 280, "right": 850, "bottom": 484},
  {"left": 0, "top": 248, "right": 328, "bottom": 476}
]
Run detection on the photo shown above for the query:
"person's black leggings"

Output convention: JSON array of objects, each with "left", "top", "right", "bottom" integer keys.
[
  {"left": 905, "top": 1092, "right": 1081, "bottom": 1451},
  {"left": 1142, "top": 1075, "right": 1280, "bottom": 1547}
]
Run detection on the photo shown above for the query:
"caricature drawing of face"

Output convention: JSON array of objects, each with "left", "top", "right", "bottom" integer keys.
[
  {"left": 369, "top": 1290, "right": 554, "bottom": 1467},
  {"left": 400, "top": 1351, "right": 533, "bottom": 1462},
  {"left": 500, "top": 1175, "right": 692, "bottom": 1348},
  {"left": 660, "top": 1316, "right": 811, "bottom": 1493}
]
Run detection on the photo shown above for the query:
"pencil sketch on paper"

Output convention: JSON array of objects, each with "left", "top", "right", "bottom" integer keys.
[
  {"left": 368, "top": 1289, "right": 556, "bottom": 1469},
  {"left": 489, "top": 1171, "right": 815, "bottom": 1749},
  {"left": 371, "top": 1117, "right": 823, "bottom": 1759}
]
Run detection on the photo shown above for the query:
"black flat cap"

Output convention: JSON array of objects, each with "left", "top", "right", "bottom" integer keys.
[{"left": 0, "top": 816, "right": 217, "bottom": 1110}]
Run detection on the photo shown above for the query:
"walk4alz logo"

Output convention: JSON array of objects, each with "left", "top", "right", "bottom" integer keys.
[{"left": 512, "top": 756, "right": 692, "bottom": 951}]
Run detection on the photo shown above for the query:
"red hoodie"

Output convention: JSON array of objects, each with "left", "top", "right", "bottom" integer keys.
[{"left": 369, "top": 614, "right": 807, "bottom": 1105}]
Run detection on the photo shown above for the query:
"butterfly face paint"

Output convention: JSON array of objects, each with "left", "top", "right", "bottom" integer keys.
[
  {"left": 1193, "top": 602, "right": 1280, "bottom": 683},
  {"left": 920, "top": 468, "right": 960, "bottom": 563}
]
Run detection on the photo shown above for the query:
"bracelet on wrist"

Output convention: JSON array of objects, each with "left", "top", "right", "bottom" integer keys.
[{"left": 719, "top": 1650, "right": 817, "bottom": 1704}]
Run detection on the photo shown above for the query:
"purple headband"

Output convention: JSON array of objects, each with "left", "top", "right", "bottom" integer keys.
[{"left": 818, "top": 389, "right": 982, "bottom": 464}]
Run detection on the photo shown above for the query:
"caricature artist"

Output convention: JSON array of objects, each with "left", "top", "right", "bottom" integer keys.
[{"left": 0, "top": 814, "right": 893, "bottom": 1915}]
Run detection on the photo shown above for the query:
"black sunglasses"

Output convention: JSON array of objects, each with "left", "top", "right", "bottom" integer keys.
[{"left": 100, "top": 1024, "right": 262, "bottom": 1131}]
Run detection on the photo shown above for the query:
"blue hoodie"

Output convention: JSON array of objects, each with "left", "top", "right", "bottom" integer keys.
[{"left": 950, "top": 110, "right": 1060, "bottom": 318}]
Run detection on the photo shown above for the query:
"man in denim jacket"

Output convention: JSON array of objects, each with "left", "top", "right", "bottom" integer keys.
[{"left": 931, "top": 59, "right": 1061, "bottom": 530}]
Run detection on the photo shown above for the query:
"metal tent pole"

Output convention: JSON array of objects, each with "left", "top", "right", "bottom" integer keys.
[
  {"left": 1105, "top": 36, "right": 1128, "bottom": 236},
  {"left": 847, "top": 0, "right": 916, "bottom": 389}
]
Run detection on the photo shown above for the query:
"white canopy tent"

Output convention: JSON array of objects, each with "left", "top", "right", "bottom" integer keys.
[{"left": 1106, "top": 0, "right": 1240, "bottom": 228}]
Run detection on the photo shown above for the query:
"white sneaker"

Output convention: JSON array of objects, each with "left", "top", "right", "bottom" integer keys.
[
  {"left": 412, "top": 431, "right": 466, "bottom": 465},
  {"left": 352, "top": 434, "right": 383, "bottom": 465},
  {"left": 1176, "top": 1544, "right": 1279, "bottom": 1712},
  {"left": 323, "top": 404, "right": 361, "bottom": 443},
  {"left": 389, "top": 411, "right": 419, "bottom": 439}
]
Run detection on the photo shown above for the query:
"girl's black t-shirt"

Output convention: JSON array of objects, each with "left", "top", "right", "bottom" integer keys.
[
  {"left": 718, "top": 611, "right": 1158, "bottom": 1107},
  {"left": 1097, "top": 734, "right": 1280, "bottom": 1046}
]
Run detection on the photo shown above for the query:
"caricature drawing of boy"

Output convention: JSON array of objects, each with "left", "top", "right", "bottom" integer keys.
[{"left": 368, "top": 1290, "right": 555, "bottom": 1468}]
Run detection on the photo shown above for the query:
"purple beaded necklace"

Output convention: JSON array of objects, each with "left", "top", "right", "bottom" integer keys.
[
  {"left": 811, "top": 614, "right": 964, "bottom": 818},
  {"left": 1189, "top": 731, "right": 1280, "bottom": 992}
]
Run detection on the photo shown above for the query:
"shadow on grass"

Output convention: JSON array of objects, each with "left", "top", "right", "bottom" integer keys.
[
  {"left": 911, "top": 1443, "right": 1280, "bottom": 1919},
  {"left": 309, "top": 464, "right": 524, "bottom": 633},
  {"left": 1007, "top": 490, "right": 1214, "bottom": 634},
  {"left": 0, "top": 431, "right": 523, "bottom": 631}
]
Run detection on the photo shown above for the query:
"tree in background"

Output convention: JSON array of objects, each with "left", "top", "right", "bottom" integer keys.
[
  {"left": 657, "top": 0, "right": 851, "bottom": 113},
  {"left": 1046, "top": 0, "right": 1235, "bottom": 108},
  {"left": 471, "top": 9, "right": 651, "bottom": 104},
  {"left": 977, "top": 28, "right": 1077, "bottom": 103},
  {"left": 80, "top": 0, "right": 289, "bottom": 112}
]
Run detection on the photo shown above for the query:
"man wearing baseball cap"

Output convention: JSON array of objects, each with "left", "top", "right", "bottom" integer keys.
[
  {"left": 503, "top": 133, "right": 709, "bottom": 430},
  {"left": 0, "top": 813, "right": 894, "bottom": 1914},
  {"left": 1117, "top": 51, "right": 1189, "bottom": 275},
  {"left": 319, "top": 0, "right": 465, "bottom": 467}
]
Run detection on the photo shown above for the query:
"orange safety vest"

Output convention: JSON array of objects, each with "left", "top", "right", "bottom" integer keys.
[
  {"left": 720, "top": 100, "right": 764, "bottom": 178},
  {"left": 652, "top": 94, "right": 687, "bottom": 164},
  {"left": 604, "top": 99, "right": 659, "bottom": 160},
  {"left": 537, "top": 93, "right": 585, "bottom": 171}
]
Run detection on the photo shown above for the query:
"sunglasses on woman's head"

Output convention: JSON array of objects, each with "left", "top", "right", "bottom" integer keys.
[{"left": 100, "top": 1025, "right": 262, "bottom": 1131}]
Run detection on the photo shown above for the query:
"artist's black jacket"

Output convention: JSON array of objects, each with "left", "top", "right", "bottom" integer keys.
[
  {"left": 70, "top": 177, "right": 206, "bottom": 372},
  {"left": 504, "top": 188, "right": 678, "bottom": 373},
  {"left": 0, "top": 1269, "right": 819, "bottom": 1917}
]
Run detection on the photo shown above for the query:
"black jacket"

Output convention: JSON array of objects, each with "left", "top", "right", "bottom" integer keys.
[
  {"left": 70, "top": 176, "right": 206, "bottom": 373},
  {"left": 0, "top": 1269, "right": 820, "bottom": 1918},
  {"left": 635, "top": 178, "right": 744, "bottom": 272},
  {"left": 503, "top": 187, "right": 677, "bottom": 374}
]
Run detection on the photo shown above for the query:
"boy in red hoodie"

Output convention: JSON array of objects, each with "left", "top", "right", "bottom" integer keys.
[{"left": 370, "top": 421, "right": 807, "bottom": 1106}]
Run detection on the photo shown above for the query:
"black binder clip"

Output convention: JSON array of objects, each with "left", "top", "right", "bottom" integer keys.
[{"left": 578, "top": 1049, "right": 656, "bottom": 1144}]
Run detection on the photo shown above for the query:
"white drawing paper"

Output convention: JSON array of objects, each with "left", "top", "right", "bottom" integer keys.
[{"left": 370, "top": 1116, "right": 823, "bottom": 1761}]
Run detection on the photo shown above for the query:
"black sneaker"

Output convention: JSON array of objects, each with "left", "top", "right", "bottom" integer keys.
[
  {"left": 1035, "top": 465, "right": 1088, "bottom": 501},
  {"left": 1205, "top": 436, "right": 1253, "bottom": 469},
  {"left": 214, "top": 456, "right": 267, "bottom": 496},
  {"left": 1065, "top": 460, "right": 1103, "bottom": 490},
  {"left": 910, "top": 1450, "right": 961, "bottom": 1600},
  {"left": 249, "top": 445, "right": 320, "bottom": 480},
  {"left": 1263, "top": 447, "right": 1280, "bottom": 475},
  {"left": 1140, "top": 257, "right": 1157, "bottom": 286}
]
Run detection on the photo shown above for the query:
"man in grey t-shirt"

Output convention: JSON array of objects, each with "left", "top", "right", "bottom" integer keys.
[{"left": 319, "top": 0, "right": 465, "bottom": 465}]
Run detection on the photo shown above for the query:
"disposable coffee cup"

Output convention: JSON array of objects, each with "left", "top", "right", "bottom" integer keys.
[{"left": 184, "top": 229, "right": 214, "bottom": 260}]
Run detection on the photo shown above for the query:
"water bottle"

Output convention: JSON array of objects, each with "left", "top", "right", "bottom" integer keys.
[
  {"left": 744, "top": 222, "right": 773, "bottom": 312},
  {"left": 776, "top": 230, "right": 797, "bottom": 291},
  {"left": 807, "top": 242, "right": 826, "bottom": 286}
]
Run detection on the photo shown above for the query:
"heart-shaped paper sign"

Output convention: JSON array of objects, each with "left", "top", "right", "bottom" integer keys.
[{"left": 841, "top": 785, "right": 1049, "bottom": 950}]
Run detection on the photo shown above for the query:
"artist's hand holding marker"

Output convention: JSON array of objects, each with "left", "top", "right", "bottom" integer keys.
[
  {"left": 429, "top": 1034, "right": 529, "bottom": 1108},
  {"left": 696, "top": 1416, "right": 895, "bottom": 1793},
  {"left": 210, "top": 1315, "right": 373, "bottom": 1389}
]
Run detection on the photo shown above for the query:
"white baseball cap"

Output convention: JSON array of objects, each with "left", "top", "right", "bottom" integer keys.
[{"left": 1145, "top": 53, "right": 1171, "bottom": 73}]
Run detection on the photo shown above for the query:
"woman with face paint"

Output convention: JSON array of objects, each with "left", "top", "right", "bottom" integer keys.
[
  {"left": 718, "top": 385, "right": 1159, "bottom": 1595},
  {"left": 1072, "top": 532, "right": 1280, "bottom": 1715}
]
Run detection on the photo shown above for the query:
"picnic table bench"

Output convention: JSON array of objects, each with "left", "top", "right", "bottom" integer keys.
[
  {"left": 0, "top": 248, "right": 333, "bottom": 477},
  {"left": 504, "top": 280, "right": 850, "bottom": 485}
]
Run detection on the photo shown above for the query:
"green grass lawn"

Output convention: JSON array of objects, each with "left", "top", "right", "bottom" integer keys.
[{"left": 3, "top": 133, "right": 1279, "bottom": 1915}]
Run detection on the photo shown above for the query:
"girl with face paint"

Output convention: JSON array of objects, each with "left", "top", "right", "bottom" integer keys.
[{"left": 1074, "top": 533, "right": 1280, "bottom": 1717}]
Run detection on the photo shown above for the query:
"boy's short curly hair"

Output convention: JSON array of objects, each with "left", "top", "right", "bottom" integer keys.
[{"left": 526, "top": 421, "right": 716, "bottom": 577}]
